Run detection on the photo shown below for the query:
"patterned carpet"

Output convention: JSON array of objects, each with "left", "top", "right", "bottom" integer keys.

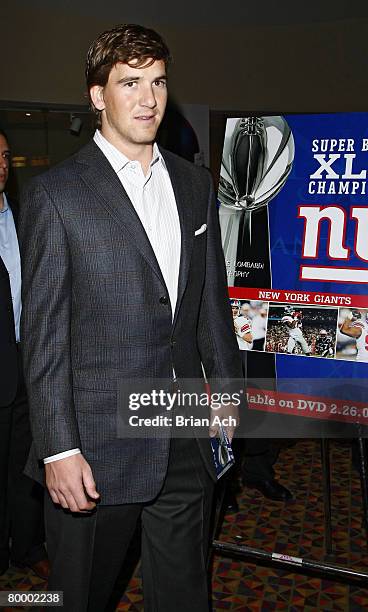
[
  {"left": 1, "top": 440, "right": 367, "bottom": 611},
  {"left": 209, "top": 440, "right": 368, "bottom": 611}
]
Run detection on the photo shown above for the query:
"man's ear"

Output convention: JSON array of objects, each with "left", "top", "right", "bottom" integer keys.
[{"left": 90, "top": 85, "right": 105, "bottom": 111}]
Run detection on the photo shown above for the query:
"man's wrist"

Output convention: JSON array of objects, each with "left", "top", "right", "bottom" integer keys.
[{"left": 43, "top": 448, "right": 81, "bottom": 464}]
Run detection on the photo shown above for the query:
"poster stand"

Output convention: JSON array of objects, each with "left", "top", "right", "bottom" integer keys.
[
  {"left": 357, "top": 434, "right": 368, "bottom": 538},
  {"left": 212, "top": 438, "right": 368, "bottom": 585}
]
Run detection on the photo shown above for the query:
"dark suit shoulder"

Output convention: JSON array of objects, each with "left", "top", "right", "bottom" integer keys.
[
  {"left": 24, "top": 140, "right": 104, "bottom": 193},
  {"left": 159, "top": 147, "right": 212, "bottom": 189},
  {"left": 159, "top": 146, "right": 208, "bottom": 173},
  {"left": 24, "top": 150, "right": 82, "bottom": 191}
]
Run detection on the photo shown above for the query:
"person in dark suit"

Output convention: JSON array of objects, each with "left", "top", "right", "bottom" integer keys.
[
  {"left": 19, "top": 24, "right": 243, "bottom": 612},
  {"left": 0, "top": 129, "right": 49, "bottom": 579}
]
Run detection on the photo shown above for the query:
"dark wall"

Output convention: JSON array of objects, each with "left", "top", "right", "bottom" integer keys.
[{"left": 3, "top": 2, "right": 368, "bottom": 112}]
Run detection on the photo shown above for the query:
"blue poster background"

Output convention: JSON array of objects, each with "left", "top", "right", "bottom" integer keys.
[{"left": 267, "top": 112, "right": 368, "bottom": 387}]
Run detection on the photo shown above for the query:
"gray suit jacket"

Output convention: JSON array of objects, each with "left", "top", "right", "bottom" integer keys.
[{"left": 19, "top": 141, "right": 243, "bottom": 505}]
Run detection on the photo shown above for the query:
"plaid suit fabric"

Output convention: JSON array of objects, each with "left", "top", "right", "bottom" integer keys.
[{"left": 18, "top": 141, "right": 242, "bottom": 504}]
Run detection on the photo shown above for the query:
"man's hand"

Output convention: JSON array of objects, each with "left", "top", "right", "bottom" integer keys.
[
  {"left": 45, "top": 454, "right": 100, "bottom": 513},
  {"left": 209, "top": 403, "right": 239, "bottom": 442}
]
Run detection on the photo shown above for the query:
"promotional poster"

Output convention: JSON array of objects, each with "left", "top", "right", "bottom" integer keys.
[{"left": 218, "top": 113, "right": 368, "bottom": 430}]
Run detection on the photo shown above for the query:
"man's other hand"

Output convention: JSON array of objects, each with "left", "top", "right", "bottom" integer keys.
[
  {"left": 209, "top": 403, "right": 239, "bottom": 442},
  {"left": 45, "top": 454, "right": 100, "bottom": 512}
]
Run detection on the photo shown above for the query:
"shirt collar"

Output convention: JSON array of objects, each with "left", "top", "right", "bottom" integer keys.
[
  {"left": 0, "top": 193, "right": 9, "bottom": 214},
  {"left": 93, "top": 130, "right": 166, "bottom": 173}
]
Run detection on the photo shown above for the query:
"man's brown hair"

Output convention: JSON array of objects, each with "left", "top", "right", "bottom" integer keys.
[{"left": 86, "top": 23, "right": 172, "bottom": 126}]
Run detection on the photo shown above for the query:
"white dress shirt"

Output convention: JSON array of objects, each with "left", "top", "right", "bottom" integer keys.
[
  {"left": 94, "top": 130, "right": 181, "bottom": 312},
  {"left": 44, "top": 132, "right": 181, "bottom": 463}
]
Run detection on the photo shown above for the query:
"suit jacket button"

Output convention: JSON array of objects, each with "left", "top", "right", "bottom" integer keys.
[
  {"left": 159, "top": 296, "right": 168, "bottom": 305},
  {"left": 171, "top": 340, "right": 176, "bottom": 348}
]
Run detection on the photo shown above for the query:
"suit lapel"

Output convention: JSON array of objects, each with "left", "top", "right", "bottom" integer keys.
[
  {"left": 1, "top": 198, "right": 18, "bottom": 277},
  {"left": 76, "top": 141, "right": 195, "bottom": 327},
  {"left": 76, "top": 141, "right": 167, "bottom": 289},
  {"left": 0, "top": 254, "right": 7, "bottom": 277},
  {"left": 161, "top": 150, "right": 194, "bottom": 326},
  {"left": 8, "top": 198, "right": 19, "bottom": 229}
]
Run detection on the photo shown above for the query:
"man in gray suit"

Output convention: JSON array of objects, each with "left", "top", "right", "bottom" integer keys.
[{"left": 19, "top": 24, "right": 243, "bottom": 611}]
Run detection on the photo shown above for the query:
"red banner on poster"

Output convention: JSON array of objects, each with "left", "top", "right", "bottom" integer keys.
[{"left": 227, "top": 287, "right": 368, "bottom": 309}]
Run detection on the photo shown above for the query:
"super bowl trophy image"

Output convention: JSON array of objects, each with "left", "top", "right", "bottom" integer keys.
[{"left": 219, "top": 116, "right": 295, "bottom": 287}]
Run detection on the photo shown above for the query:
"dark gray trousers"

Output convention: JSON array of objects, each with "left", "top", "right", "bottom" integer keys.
[
  {"left": 0, "top": 351, "right": 45, "bottom": 570},
  {"left": 45, "top": 437, "right": 214, "bottom": 612}
]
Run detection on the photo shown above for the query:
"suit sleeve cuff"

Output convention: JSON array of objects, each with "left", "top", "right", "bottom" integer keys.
[{"left": 43, "top": 448, "right": 81, "bottom": 464}]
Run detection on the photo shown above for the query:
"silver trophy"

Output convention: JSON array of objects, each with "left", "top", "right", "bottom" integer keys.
[{"left": 219, "top": 116, "right": 295, "bottom": 285}]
